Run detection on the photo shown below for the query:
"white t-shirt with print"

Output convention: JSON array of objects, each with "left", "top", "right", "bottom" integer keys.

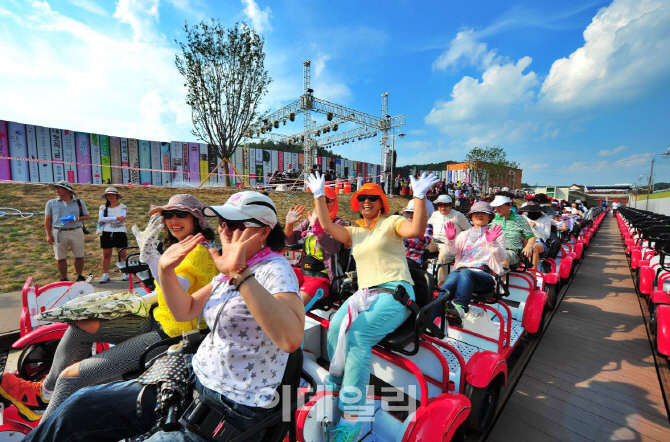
[{"left": 192, "top": 256, "right": 301, "bottom": 407}]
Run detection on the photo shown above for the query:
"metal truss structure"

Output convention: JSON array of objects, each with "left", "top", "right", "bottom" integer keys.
[{"left": 247, "top": 60, "right": 405, "bottom": 190}]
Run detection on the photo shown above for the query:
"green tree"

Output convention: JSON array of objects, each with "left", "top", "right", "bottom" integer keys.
[
  {"left": 175, "top": 20, "right": 271, "bottom": 185},
  {"left": 464, "top": 146, "right": 519, "bottom": 188}
]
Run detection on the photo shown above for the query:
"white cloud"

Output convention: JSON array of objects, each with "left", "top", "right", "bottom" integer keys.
[
  {"left": 564, "top": 152, "right": 652, "bottom": 172},
  {"left": 113, "top": 0, "right": 161, "bottom": 43},
  {"left": 68, "top": 0, "right": 108, "bottom": 16},
  {"left": 241, "top": 0, "right": 271, "bottom": 32},
  {"left": 540, "top": 0, "right": 670, "bottom": 109},
  {"left": 0, "top": 1, "right": 191, "bottom": 142},
  {"left": 165, "top": 0, "right": 206, "bottom": 19},
  {"left": 598, "top": 145, "right": 626, "bottom": 156},
  {"left": 425, "top": 56, "right": 539, "bottom": 145},
  {"left": 432, "top": 29, "right": 505, "bottom": 71}
]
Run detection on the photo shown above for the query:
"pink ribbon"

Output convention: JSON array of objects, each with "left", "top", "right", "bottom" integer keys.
[{"left": 216, "top": 247, "right": 283, "bottom": 282}]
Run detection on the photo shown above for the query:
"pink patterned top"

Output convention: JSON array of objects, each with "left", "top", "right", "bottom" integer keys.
[{"left": 445, "top": 226, "right": 507, "bottom": 277}]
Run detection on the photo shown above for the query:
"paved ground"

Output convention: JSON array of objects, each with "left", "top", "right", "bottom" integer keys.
[{"left": 489, "top": 216, "right": 670, "bottom": 442}]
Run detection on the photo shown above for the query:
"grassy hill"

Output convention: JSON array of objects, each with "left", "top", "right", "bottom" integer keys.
[{"left": 0, "top": 182, "right": 411, "bottom": 292}]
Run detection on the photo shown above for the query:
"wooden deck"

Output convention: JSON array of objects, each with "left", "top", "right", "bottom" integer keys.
[{"left": 488, "top": 217, "right": 670, "bottom": 442}]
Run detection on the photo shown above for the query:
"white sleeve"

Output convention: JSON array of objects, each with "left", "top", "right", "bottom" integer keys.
[
  {"left": 146, "top": 253, "right": 191, "bottom": 292},
  {"left": 98, "top": 207, "right": 116, "bottom": 223}
]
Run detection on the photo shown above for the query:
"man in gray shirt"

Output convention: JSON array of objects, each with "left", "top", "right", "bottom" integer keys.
[{"left": 44, "top": 181, "right": 90, "bottom": 281}]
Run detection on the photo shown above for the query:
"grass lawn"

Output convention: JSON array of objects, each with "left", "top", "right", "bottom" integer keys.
[{"left": 0, "top": 182, "right": 412, "bottom": 293}]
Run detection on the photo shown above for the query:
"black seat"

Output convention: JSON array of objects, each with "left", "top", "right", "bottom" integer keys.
[
  {"left": 471, "top": 270, "right": 509, "bottom": 304},
  {"left": 378, "top": 268, "right": 448, "bottom": 356},
  {"left": 116, "top": 247, "right": 150, "bottom": 275}
]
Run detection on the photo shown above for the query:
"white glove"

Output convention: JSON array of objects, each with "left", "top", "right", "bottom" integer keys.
[
  {"left": 410, "top": 172, "right": 439, "bottom": 199},
  {"left": 305, "top": 172, "right": 325, "bottom": 198},
  {"left": 131, "top": 214, "right": 164, "bottom": 262}
]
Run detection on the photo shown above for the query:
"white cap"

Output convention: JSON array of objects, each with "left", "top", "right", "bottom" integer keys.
[
  {"left": 204, "top": 191, "right": 278, "bottom": 228},
  {"left": 434, "top": 195, "right": 453, "bottom": 205},
  {"left": 490, "top": 195, "right": 513, "bottom": 207},
  {"left": 402, "top": 199, "right": 435, "bottom": 218},
  {"left": 501, "top": 186, "right": 510, "bottom": 192}
]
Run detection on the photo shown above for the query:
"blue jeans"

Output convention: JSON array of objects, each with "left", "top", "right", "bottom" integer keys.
[
  {"left": 327, "top": 281, "right": 414, "bottom": 414},
  {"left": 442, "top": 268, "right": 495, "bottom": 307},
  {"left": 25, "top": 378, "right": 274, "bottom": 442}
]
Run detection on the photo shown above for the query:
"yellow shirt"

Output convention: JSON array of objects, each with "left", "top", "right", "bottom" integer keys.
[
  {"left": 345, "top": 215, "right": 413, "bottom": 289},
  {"left": 153, "top": 243, "right": 218, "bottom": 337}
]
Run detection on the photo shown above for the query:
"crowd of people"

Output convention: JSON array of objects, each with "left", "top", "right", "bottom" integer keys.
[{"left": 0, "top": 174, "right": 596, "bottom": 442}]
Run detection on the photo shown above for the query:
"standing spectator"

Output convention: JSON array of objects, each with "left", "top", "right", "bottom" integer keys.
[
  {"left": 44, "top": 180, "right": 90, "bottom": 282},
  {"left": 612, "top": 201, "right": 620, "bottom": 216},
  {"left": 97, "top": 187, "right": 129, "bottom": 284},
  {"left": 394, "top": 174, "right": 401, "bottom": 194}
]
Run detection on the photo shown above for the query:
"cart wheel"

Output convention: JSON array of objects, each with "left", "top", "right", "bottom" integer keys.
[
  {"left": 17, "top": 341, "right": 59, "bottom": 382},
  {"left": 546, "top": 284, "right": 557, "bottom": 310},
  {"left": 527, "top": 311, "right": 546, "bottom": 339},
  {"left": 650, "top": 307, "right": 657, "bottom": 336},
  {"left": 464, "top": 379, "right": 501, "bottom": 433}
]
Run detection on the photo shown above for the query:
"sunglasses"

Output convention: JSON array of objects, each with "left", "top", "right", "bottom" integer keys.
[
  {"left": 218, "top": 218, "right": 264, "bottom": 231},
  {"left": 162, "top": 210, "right": 191, "bottom": 220},
  {"left": 356, "top": 194, "right": 381, "bottom": 203}
]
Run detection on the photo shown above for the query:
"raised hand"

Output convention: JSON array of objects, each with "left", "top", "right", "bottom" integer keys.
[
  {"left": 286, "top": 205, "right": 305, "bottom": 225},
  {"left": 485, "top": 225, "right": 503, "bottom": 242},
  {"left": 307, "top": 210, "right": 318, "bottom": 227},
  {"left": 410, "top": 172, "right": 440, "bottom": 199},
  {"left": 132, "top": 214, "right": 164, "bottom": 262},
  {"left": 305, "top": 172, "right": 325, "bottom": 198},
  {"left": 207, "top": 228, "right": 264, "bottom": 277},
  {"left": 444, "top": 221, "right": 457, "bottom": 240},
  {"left": 159, "top": 233, "right": 202, "bottom": 271}
]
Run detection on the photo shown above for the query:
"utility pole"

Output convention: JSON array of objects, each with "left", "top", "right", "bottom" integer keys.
[{"left": 646, "top": 156, "right": 655, "bottom": 211}]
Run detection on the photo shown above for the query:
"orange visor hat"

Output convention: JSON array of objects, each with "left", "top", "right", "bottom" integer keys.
[{"left": 351, "top": 183, "right": 389, "bottom": 214}]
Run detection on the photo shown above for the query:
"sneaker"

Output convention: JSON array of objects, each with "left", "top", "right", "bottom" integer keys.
[
  {"left": 99, "top": 273, "right": 110, "bottom": 283},
  {"left": 331, "top": 421, "right": 362, "bottom": 442},
  {"left": 0, "top": 373, "right": 49, "bottom": 422},
  {"left": 60, "top": 277, "right": 69, "bottom": 282},
  {"left": 446, "top": 301, "right": 467, "bottom": 327},
  {"left": 121, "top": 273, "right": 129, "bottom": 281},
  {"left": 76, "top": 275, "right": 87, "bottom": 282}
]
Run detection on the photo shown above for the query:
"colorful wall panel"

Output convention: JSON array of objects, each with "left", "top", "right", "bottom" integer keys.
[
  {"left": 127, "top": 138, "right": 140, "bottom": 185},
  {"left": 161, "top": 142, "right": 171, "bottom": 187},
  {"left": 248, "top": 148, "right": 256, "bottom": 186},
  {"left": 120, "top": 138, "right": 130, "bottom": 184},
  {"left": 0, "top": 121, "right": 9, "bottom": 180},
  {"left": 90, "top": 134, "right": 102, "bottom": 184},
  {"left": 25, "top": 125, "right": 40, "bottom": 182},
  {"left": 110, "top": 136, "right": 122, "bottom": 184},
  {"left": 75, "top": 132, "right": 92, "bottom": 184},
  {"left": 7, "top": 122, "right": 29, "bottom": 182},
  {"left": 182, "top": 142, "right": 189, "bottom": 183},
  {"left": 50, "top": 129, "right": 66, "bottom": 182},
  {"left": 139, "top": 140, "right": 151, "bottom": 185},
  {"left": 207, "top": 144, "right": 218, "bottom": 185},
  {"left": 188, "top": 142, "right": 200, "bottom": 185},
  {"left": 62, "top": 130, "right": 77, "bottom": 183},
  {"left": 151, "top": 141, "right": 162, "bottom": 186},
  {"left": 170, "top": 141, "right": 183, "bottom": 185},
  {"left": 99, "top": 135, "right": 111, "bottom": 184}
]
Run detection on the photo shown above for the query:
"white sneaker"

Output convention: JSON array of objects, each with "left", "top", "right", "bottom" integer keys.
[
  {"left": 99, "top": 273, "right": 110, "bottom": 283},
  {"left": 121, "top": 274, "right": 129, "bottom": 281}
]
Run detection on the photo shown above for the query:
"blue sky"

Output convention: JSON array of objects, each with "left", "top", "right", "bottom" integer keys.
[{"left": 1, "top": 0, "right": 669, "bottom": 186}]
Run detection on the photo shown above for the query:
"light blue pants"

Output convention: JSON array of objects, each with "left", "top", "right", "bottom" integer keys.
[{"left": 327, "top": 281, "right": 414, "bottom": 413}]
